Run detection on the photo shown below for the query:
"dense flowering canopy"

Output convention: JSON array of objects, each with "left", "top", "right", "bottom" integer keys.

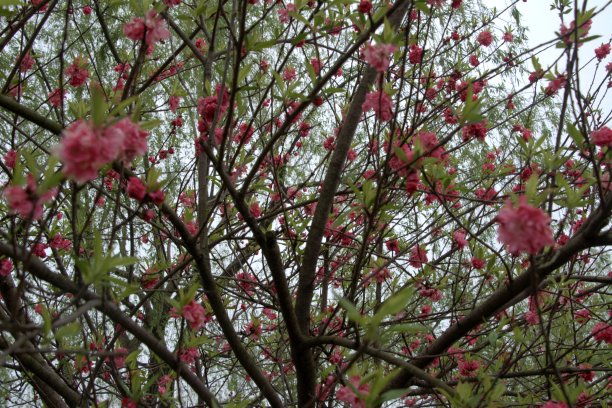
[{"left": 0, "top": 0, "right": 610, "bottom": 407}]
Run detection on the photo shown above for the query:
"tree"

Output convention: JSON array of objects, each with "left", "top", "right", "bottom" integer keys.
[{"left": 0, "top": 0, "right": 610, "bottom": 406}]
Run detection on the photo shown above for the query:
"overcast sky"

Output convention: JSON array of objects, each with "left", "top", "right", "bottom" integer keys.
[{"left": 486, "top": 0, "right": 612, "bottom": 123}]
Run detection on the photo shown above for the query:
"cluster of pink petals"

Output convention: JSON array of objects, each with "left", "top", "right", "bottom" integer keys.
[
  {"left": 158, "top": 374, "right": 173, "bottom": 395},
  {"left": 54, "top": 118, "right": 148, "bottom": 184},
  {"left": 363, "top": 42, "right": 396, "bottom": 72},
  {"left": 453, "top": 230, "right": 467, "bottom": 249},
  {"left": 461, "top": 120, "right": 488, "bottom": 142},
  {"left": 3, "top": 174, "right": 57, "bottom": 220},
  {"left": 336, "top": 375, "right": 370, "bottom": 408},
  {"left": 495, "top": 196, "right": 554, "bottom": 255},
  {"left": 65, "top": 58, "right": 89, "bottom": 87},
  {"left": 560, "top": 19, "right": 592, "bottom": 45},
  {"left": 409, "top": 245, "right": 428, "bottom": 268},
  {"left": 544, "top": 74, "right": 566, "bottom": 96},
  {"left": 362, "top": 90, "right": 394, "bottom": 122},
  {"left": 19, "top": 52, "right": 34, "bottom": 72},
  {"left": 477, "top": 30, "right": 494, "bottom": 47},
  {"left": 591, "top": 322, "right": 612, "bottom": 344},
  {"left": 595, "top": 43, "right": 611, "bottom": 61},
  {"left": 48, "top": 88, "right": 67, "bottom": 107},
  {"left": 590, "top": 126, "right": 612, "bottom": 147},
  {"left": 0, "top": 258, "right": 13, "bottom": 277},
  {"left": 3, "top": 149, "right": 16, "bottom": 168},
  {"left": 123, "top": 10, "right": 170, "bottom": 47},
  {"left": 197, "top": 85, "right": 230, "bottom": 127},
  {"left": 182, "top": 300, "right": 209, "bottom": 331}
]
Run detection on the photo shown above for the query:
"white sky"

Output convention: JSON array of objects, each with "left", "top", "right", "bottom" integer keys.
[{"left": 487, "top": 0, "right": 612, "bottom": 122}]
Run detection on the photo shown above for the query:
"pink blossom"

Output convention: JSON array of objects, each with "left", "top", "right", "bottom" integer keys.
[
  {"left": 408, "top": 45, "right": 423, "bottom": 65},
  {"left": 148, "top": 189, "right": 165, "bottom": 206},
  {"left": 409, "top": 245, "right": 428, "bottom": 268},
  {"left": 357, "top": 0, "right": 372, "bottom": 13},
  {"left": 0, "top": 258, "right": 13, "bottom": 277},
  {"left": 477, "top": 30, "right": 494, "bottom": 47},
  {"left": 164, "top": 0, "right": 181, "bottom": 6},
  {"left": 362, "top": 90, "right": 394, "bottom": 122},
  {"left": 363, "top": 42, "right": 396, "bottom": 72},
  {"left": 158, "top": 374, "right": 172, "bottom": 395},
  {"left": 121, "top": 398, "right": 137, "bottom": 408},
  {"left": 277, "top": 3, "right": 295, "bottom": 24},
  {"left": 113, "top": 347, "right": 128, "bottom": 368},
  {"left": 560, "top": 19, "right": 592, "bottom": 45},
  {"left": 595, "top": 43, "right": 610, "bottom": 61},
  {"left": 310, "top": 58, "right": 321, "bottom": 75},
  {"left": 182, "top": 300, "right": 207, "bottom": 331},
  {"left": 574, "top": 309, "right": 591, "bottom": 323},
  {"left": 124, "top": 10, "right": 170, "bottom": 47},
  {"left": 19, "top": 52, "right": 34, "bottom": 72},
  {"left": 282, "top": 66, "right": 297, "bottom": 82},
  {"left": 54, "top": 120, "right": 122, "bottom": 184},
  {"left": 169, "top": 95, "right": 180, "bottom": 112},
  {"left": 144, "top": 10, "right": 170, "bottom": 46},
  {"left": 461, "top": 120, "right": 488, "bottom": 142},
  {"left": 591, "top": 322, "right": 612, "bottom": 344},
  {"left": 336, "top": 375, "right": 370, "bottom": 408},
  {"left": 495, "top": 196, "right": 554, "bottom": 255},
  {"left": 471, "top": 257, "right": 485, "bottom": 270},
  {"left": 179, "top": 347, "right": 200, "bottom": 364},
  {"left": 48, "top": 88, "right": 66, "bottom": 107},
  {"left": 245, "top": 320, "right": 262, "bottom": 340},
  {"left": 590, "top": 126, "right": 612, "bottom": 147},
  {"left": 502, "top": 31, "right": 514, "bottom": 43},
  {"left": 468, "top": 54, "right": 479, "bottom": 67},
  {"left": 106, "top": 118, "right": 149, "bottom": 163},
  {"left": 3, "top": 149, "right": 16, "bottom": 168},
  {"left": 405, "top": 171, "right": 420, "bottom": 195},
  {"left": 458, "top": 359, "right": 479, "bottom": 377},
  {"left": 125, "top": 17, "right": 148, "bottom": 41},
  {"left": 386, "top": 239, "right": 400, "bottom": 253},
  {"left": 83, "top": 5, "right": 92, "bottom": 15},
  {"left": 197, "top": 85, "right": 230, "bottom": 126},
  {"left": 127, "top": 177, "right": 147, "bottom": 201},
  {"left": 65, "top": 58, "right": 89, "bottom": 87},
  {"left": 453, "top": 230, "right": 467, "bottom": 249},
  {"left": 249, "top": 201, "right": 262, "bottom": 218},
  {"left": 3, "top": 175, "right": 57, "bottom": 220},
  {"left": 544, "top": 74, "right": 566, "bottom": 96}
]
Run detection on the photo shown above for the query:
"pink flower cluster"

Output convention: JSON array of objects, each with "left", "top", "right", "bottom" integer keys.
[
  {"left": 495, "top": 196, "right": 554, "bottom": 255},
  {"left": 409, "top": 245, "right": 428, "bottom": 268},
  {"left": 197, "top": 85, "right": 230, "bottom": 129},
  {"left": 54, "top": 118, "right": 148, "bottom": 184},
  {"left": 362, "top": 90, "right": 394, "bottom": 122},
  {"left": 0, "top": 258, "right": 12, "bottom": 277},
  {"left": 363, "top": 42, "right": 396, "bottom": 72},
  {"left": 590, "top": 126, "right": 612, "bottom": 147},
  {"left": 591, "top": 322, "right": 612, "bottom": 344},
  {"left": 3, "top": 174, "right": 57, "bottom": 220},
  {"left": 336, "top": 375, "right": 370, "bottom": 408},
  {"left": 182, "top": 300, "right": 209, "bottom": 331},
  {"left": 123, "top": 10, "right": 170, "bottom": 48},
  {"left": 65, "top": 58, "right": 89, "bottom": 87},
  {"left": 595, "top": 43, "right": 611, "bottom": 61}
]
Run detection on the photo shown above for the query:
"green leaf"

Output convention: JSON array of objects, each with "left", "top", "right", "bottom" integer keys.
[
  {"left": 339, "top": 298, "right": 365, "bottom": 325},
  {"left": 566, "top": 122, "right": 583, "bottom": 148},
  {"left": 371, "top": 286, "right": 414, "bottom": 327},
  {"left": 91, "top": 84, "right": 107, "bottom": 126},
  {"left": 54, "top": 322, "right": 81, "bottom": 341}
]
